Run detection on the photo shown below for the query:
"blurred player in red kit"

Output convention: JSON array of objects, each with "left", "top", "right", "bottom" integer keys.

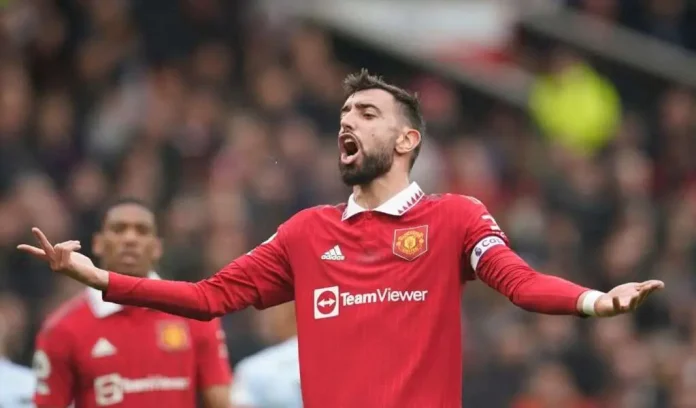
[
  {"left": 31, "top": 199, "right": 231, "bottom": 408},
  {"left": 20, "top": 70, "right": 664, "bottom": 408}
]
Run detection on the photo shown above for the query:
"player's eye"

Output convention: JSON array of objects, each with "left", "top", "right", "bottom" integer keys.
[
  {"left": 109, "top": 224, "right": 127, "bottom": 233},
  {"left": 136, "top": 225, "right": 153, "bottom": 235},
  {"left": 363, "top": 113, "right": 375, "bottom": 119}
]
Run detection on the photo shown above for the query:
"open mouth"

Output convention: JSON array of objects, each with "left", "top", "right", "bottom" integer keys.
[
  {"left": 119, "top": 251, "right": 140, "bottom": 264},
  {"left": 339, "top": 134, "right": 361, "bottom": 165}
]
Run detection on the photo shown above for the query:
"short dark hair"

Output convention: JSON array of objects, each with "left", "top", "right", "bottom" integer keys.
[
  {"left": 98, "top": 197, "right": 157, "bottom": 232},
  {"left": 343, "top": 69, "right": 425, "bottom": 170}
]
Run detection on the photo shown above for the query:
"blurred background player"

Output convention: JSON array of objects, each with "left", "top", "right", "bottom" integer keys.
[
  {"left": 230, "top": 302, "right": 300, "bottom": 408},
  {"left": 0, "top": 293, "right": 35, "bottom": 408},
  {"left": 32, "top": 198, "right": 232, "bottom": 408}
]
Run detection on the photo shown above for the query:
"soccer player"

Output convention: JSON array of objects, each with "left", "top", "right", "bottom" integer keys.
[
  {"left": 30, "top": 199, "right": 232, "bottom": 408},
  {"left": 230, "top": 302, "right": 300, "bottom": 408},
  {"left": 18, "top": 70, "right": 664, "bottom": 408}
]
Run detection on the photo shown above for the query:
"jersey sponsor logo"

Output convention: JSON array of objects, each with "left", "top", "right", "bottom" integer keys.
[
  {"left": 157, "top": 321, "right": 190, "bottom": 351},
  {"left": 94, "top": 373, "right": 191, "bottom": 406},
  {"left": 314, "top": 286, "right": 339, "bottom": 319},
  {"left": 471, "top": 236, "right": 506, "bottom": 270},
  {"left": 393, "top": 225, "right": 428, "bottom": 261},
  {"left": 313, "top": 286, "right": 429, "bottom": 319}
]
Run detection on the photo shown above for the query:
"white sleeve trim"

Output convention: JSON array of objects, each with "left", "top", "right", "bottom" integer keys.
[
  {"left": 581, "top": 290, "right": 604, "bottom": 317},
  {"left": 470, "top": 236, "right": 506, "bottom": 271}
]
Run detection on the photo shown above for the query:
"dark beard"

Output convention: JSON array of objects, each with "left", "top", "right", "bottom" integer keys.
[{"left": 339, "top": 148, "right": 393, "bottom": 186}]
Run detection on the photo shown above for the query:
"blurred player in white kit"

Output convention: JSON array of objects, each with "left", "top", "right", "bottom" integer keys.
[{"left": 230, "top": 302, "right": 301, "bottom": 408}]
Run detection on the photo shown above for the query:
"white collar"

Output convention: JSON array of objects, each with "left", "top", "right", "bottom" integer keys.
[
  {"left": 87, "top": 271, "right": 160, "bottom": 318},
  {"left": 342, "top": 182, "right": 425, "bottom": 221}
]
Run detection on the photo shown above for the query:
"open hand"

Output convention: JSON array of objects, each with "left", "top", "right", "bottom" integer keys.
[
  {"left": 593, "top": 280, "right": 664, "bottom": 317},
  {"left": 17, "top": 228, "right": 107, "bottom": 289}
]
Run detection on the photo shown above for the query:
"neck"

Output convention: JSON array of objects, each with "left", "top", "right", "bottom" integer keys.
[{"left": 352, "top": 170, "right": 410, "bottom": 210}]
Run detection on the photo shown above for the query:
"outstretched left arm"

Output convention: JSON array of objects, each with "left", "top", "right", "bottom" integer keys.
[
  {"left": 458, "top": 195, "right": 663, "bottom": 317},
  {"left": 473, "top": 243, "right": 663, "bottom": 317}
]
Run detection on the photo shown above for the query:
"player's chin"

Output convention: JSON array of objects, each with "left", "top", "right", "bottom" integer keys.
[
  {"left": 113, "top": 258, "right": 148, "bottom": 276},
  {"left": 339, "top": 166, "right": 374, "bottom": 186}
]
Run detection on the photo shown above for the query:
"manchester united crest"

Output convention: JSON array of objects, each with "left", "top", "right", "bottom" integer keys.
[
  {"left": 157, "top": 321, "right": 190, "bottom": 351},
  {"left": 393, "top": 225, "right": 428, "bottom": 261}
]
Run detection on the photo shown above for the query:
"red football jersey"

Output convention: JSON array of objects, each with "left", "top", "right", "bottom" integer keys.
[
  {"left": 105, "top": 183, "right": 588, "bottom": 407},
  {"left": 34, "top": 276, "right": 231, "bottom": 408}
]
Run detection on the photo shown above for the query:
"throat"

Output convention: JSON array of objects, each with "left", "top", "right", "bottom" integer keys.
[{"left": 353, "top": 176, "right": 411, "bottom": 210}]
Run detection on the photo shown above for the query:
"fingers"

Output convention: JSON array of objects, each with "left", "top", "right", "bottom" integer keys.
[
  {"left": 56, "top": 242, "right": 68, "bottom": 266},
  {"left": 639, "top": 280, "right": 665, "bottom": 291},
  {"left": 32, "top": 228, "right": 56, "bottom": 259},
  {"left": 55, "top": 241, "right": 81, "bottom": 268},
  {"left": 16, "top": 244, "right": 48, "bottom": 260},
  {"left": 612, "top": 295, "right": 634, "bottom": 314},
  {"left": 628, "top": 294, "right": 639, "bottom": 311},
  {"left": 17, "top": 237, "right": 80, "bottom": 271},
  {"left": 634, "top": 289, "right": 650, "bottom": 309},
  {"left": 612, "top": 296, "right": 621, "bottom": 313},
  {"left": 606, "top": 280, "right": 665, "bottom": 317},
  {"left": 634, "top": 283, "right": 662, "bottom": 307},
  {"left": 625, "top": 281, "right": 665, "bottom": 313}
]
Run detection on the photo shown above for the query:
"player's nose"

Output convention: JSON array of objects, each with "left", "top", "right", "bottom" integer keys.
[
  {"left": 340, "top": 115, "right": 356, "bottom": 134},
  {"left": 121, "top": 228, "right": 140, "bottom": 244}
]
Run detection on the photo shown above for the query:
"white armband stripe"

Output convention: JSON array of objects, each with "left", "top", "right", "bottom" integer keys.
[
  {"left": 470, "top": 236, "right": 506, "bottom": 271},
  {"left": 581, "top": 290, "right": 604, "bottom": 317}
]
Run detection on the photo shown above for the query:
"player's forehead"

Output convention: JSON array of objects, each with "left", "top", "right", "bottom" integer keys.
[
  {"left": 103, "top": 203, "right": 155, "bottom": 227},
  {"left": 342, "top": 88, "right": 398, "bottom": 113}
]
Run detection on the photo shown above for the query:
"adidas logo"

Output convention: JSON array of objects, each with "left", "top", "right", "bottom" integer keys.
[
  {"left": 321, "top": 245, "right": 345, "bottom": 261},
  {"left": 91, "top": 337, "right": 117, "bottom": 358}
]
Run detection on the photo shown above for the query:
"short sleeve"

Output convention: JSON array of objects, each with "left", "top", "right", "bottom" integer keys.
[
  {"left": 234, "top": 222, "right": 294, "bottom": 309},
  {"left": 194, "top": 319, "right": 232, "bottom": 388},
  {"left": 33, "top": 327, "right": 75, "bottom": 407},
  {"left": 456, "top": 195, "right": 510, "bottom": 280}
]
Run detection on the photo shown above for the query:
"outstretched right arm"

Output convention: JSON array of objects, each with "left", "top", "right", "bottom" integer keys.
[
  {"left": 18, "top": 227, "right": 294, "bottom": 321},
  {"left": 104, "top": 231, "right": 293, "bottom": 320}
]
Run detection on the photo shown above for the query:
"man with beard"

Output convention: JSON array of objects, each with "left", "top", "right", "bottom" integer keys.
[
  {"left": 19, "top": 70, "right": 663, "bottom": 408},
  {"left": 30, "top": 199, "right": 232, "bottom": 408}
]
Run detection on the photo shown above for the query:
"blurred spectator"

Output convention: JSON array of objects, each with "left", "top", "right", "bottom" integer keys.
[{"left": 529, "top": 48, "right": 621, "bottom": 157}]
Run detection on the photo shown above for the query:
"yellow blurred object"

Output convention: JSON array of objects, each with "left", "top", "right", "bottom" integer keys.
[{"left": 529, "top": 62, "right": 621, "bottom": 156}]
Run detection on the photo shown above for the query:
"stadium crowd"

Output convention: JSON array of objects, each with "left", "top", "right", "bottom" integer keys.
[{"left": 0, "top": 0, "right": 695, "bottom": 407}]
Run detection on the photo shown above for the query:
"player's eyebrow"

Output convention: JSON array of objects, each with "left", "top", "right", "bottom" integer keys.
[
  {"left": 109, "top": 220, "right": 154, "bottom": 232},
  {"left": 340, "top": 102, "right": 382, "bottom": 115},
  {"left": 356, "top": 102, "right": 381, "bottom": 114}
]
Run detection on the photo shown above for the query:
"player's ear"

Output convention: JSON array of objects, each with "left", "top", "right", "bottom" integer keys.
[
  {"left": 92, "top": 233, "right": 104, "bottom": 257},
  {"left": 395, "top": 128, "right": 421, "bottom": 156}
]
